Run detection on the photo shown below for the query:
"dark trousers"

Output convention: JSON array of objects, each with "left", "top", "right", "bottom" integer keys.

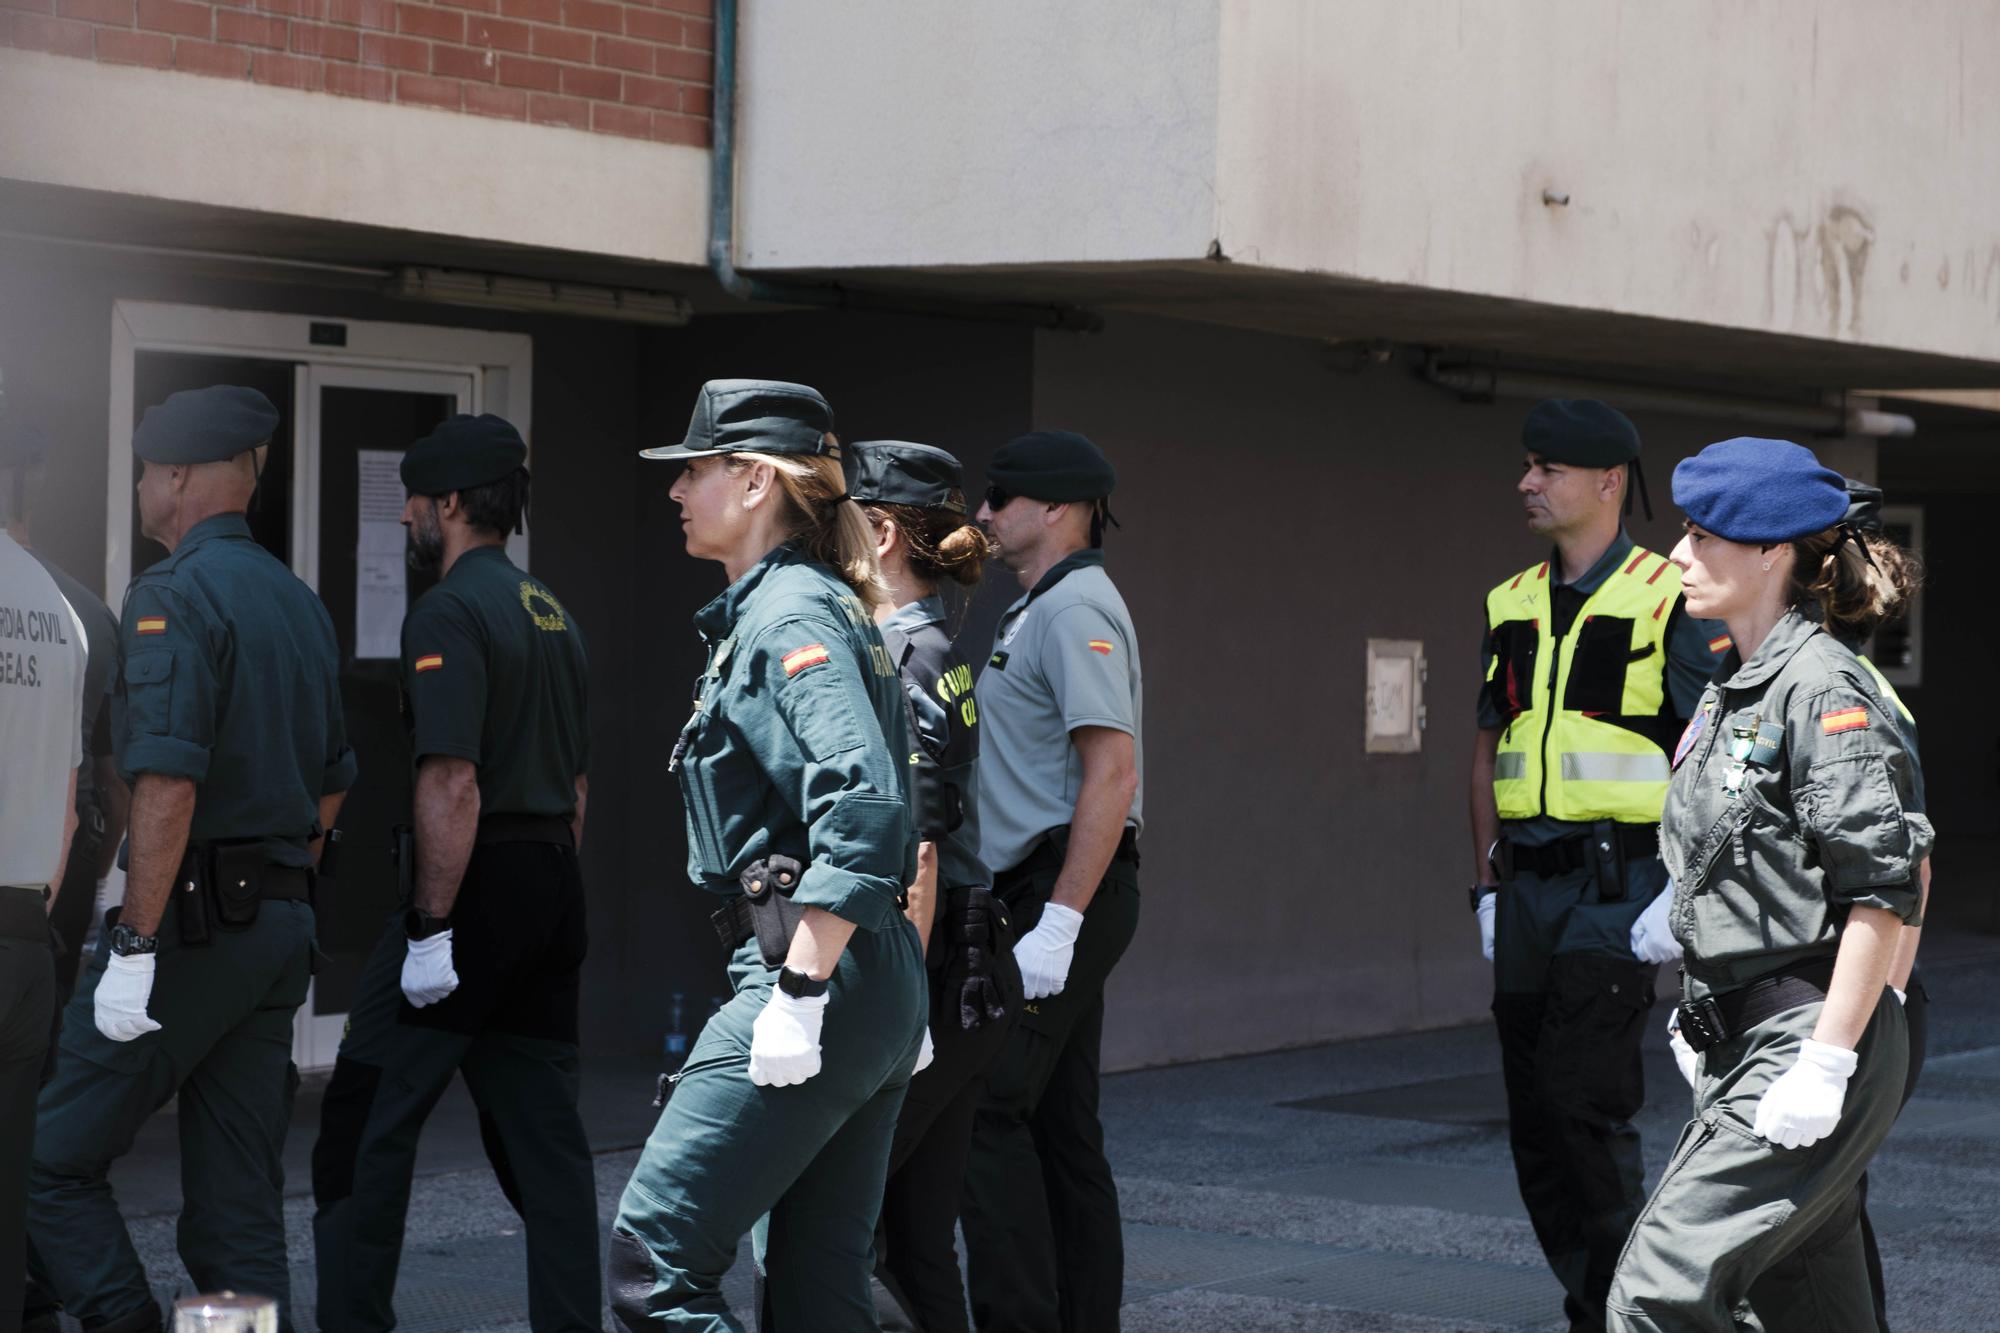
[
  {"left": 45, "top": 810, "right": 105, "bottom": 1005},
  {"left": 2, "top": 891, "right": 57, "bottom": 1333},
  {"left": 311, "top": 839, "right": 598, "bottom": 1333},
  {"left": 962, "top": 844, "right": 1139, "bottom": 1333},
  {"left": 1494, "top": 953, "right": 1656, "bottom": 1333},
  {"left": 874, "top": 900, "right": 1023, "bottom": 1333},
  {"left": 1749, "top": 974, "right": 1929, "bottom": 1333},
  {"left": 30, "top": 898, "right": 313, "bottom": 1332}
]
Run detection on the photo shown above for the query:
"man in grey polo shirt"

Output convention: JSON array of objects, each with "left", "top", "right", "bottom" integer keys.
[
  {"left": 1, "top": 520, "right": 85, "bottom": 1333},
  {"left": 961, "top": 430, "right": 1142, "bottom": 1333}
]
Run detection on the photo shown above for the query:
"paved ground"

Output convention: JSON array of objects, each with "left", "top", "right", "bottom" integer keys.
[{"left": 81, "top": 926, "right": 2000, "bottom": 1331}]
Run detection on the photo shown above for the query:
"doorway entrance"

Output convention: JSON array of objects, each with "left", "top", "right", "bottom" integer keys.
[{"left": 108, "top": 301, "right": 532, "bottom": 1069}]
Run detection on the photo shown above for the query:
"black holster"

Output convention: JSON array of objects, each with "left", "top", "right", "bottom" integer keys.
[
  {"left": 1588, "top": 820, "right": 1630, "bottom": 902},
  {"left": 391, "top": 823, "right": 416, "bottom": 904},
  {"left": 741, "top": 854, "right": 807, "bottom": 968}
]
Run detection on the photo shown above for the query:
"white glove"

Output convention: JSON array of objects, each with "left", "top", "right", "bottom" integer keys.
[
  {"left": 1014, "top": 902, "right": 1084, "bottom": 1000},
  {"left": 1666, "top": 1009, "right": 1698, "bottom": 1089},
  {"left": 748, "top": 988, "right": 827, "bottom": 1087},
  {"left": 1629, "top": 887, "right": 1683, "bottom": 964},
  {"left": 1475, "top": 891, "right": 1496, "bottom": 962},
  {"left": 95, "top": 952, "right": 163, "bottom": 1042},
  {"left": 400, "top": 930, "right": 460, "bottom": 1008},
  {"left": 914, "top": 1026, "right": 935, "bottom": 1074},
  {"left": 1892, "top": 987, "right": 1907, "bottom": 1006},
  {"left": 1753, "top": 1039, "right": 1858, "bottom": 1149}
]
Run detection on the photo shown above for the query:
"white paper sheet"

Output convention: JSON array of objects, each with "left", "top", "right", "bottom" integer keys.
[{"left": 355, "top": 450, "right": 407, "bottom": 659}]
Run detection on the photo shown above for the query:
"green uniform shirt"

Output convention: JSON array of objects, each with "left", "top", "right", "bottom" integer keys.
[
  {"left": 400, "top": 545, "right": 589, "bottom": 818},
  {"left": 672, "top": 543, "right": 915, "bottom": 931},
  {"left": 115, "top": 513, "right": 356, "bottom": 868},
  {"left": 1664, "top": 609, "right": 1932, "bottom": 997}
]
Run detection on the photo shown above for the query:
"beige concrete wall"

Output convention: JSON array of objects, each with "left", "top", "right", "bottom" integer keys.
[
  {"left": 0, "top": 49, "right": 709, "bottom": 266},
  {"left": 1028, "top": 314, "right": 1878, "bottom": 1069},
  {"left": 734, "top": 0, "right": 1221, "bottom": 269}
]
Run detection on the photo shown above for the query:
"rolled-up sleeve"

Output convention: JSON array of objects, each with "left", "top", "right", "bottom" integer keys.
[
  {"left": 753, "top": 619, "right": 912, "bottom": 929},
  {"left": 1788, "top": 683, "right": 1933, "bottom": 922},
  {"left": 116, "top": 583, "right": 217, "bottom": 783}
]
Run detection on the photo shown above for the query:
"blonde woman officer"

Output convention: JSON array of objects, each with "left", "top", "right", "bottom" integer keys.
[
  {"left": 610, "top": 381, "right": 926, "bottom": 1331},
  {"left": 1606, "top": 438, "right": 1930, "bottom": 1332}
]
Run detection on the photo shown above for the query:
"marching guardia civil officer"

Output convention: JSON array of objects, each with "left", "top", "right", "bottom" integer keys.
[
  {"left": 0, "top": 494, "right": 84, "bottom": 1333},
  {"left": 962, "top": 430, "right": 1142, "bottom": 1333},
  {"left": 610, "top": 381, "right": 925, "bottom": 1330},
  {"left": 846, "top": 440, "right": 1022, "bottom": 1333},
  {"left": 312, "top": 415, "right": 597, "bottom": 1332},
  {"left": 28, "top": 386, "right": 354, "bottom": 1333},
  {"left": 1605, "top": 438, "right": 1929, "bottom": 1331},
  {"left": 1470, "top": 400, "right": 1726, "bottom": 1331}
]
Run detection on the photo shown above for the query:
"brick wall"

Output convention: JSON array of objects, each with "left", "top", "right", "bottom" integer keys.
[{"left": 0, "top": 0, "right": 712, "bottom": 145}]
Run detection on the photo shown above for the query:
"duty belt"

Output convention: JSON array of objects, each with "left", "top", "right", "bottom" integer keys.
[
  {"left": 1493, "top": 824, "right": 1658, "bottom": 879},
  {"left": 710, "top": 854, "right": 808, "bottom": 968},
  {"left": 1676, "top": 956, "right": 1837, "bottom": 1054}
]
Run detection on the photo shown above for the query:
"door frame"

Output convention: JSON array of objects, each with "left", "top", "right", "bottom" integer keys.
[
  {"left": 105, "top": 301, "right": 533, "bottom": 1068},
  {"left": 106, "top": 300, "right": 533, "bottom": 606}
]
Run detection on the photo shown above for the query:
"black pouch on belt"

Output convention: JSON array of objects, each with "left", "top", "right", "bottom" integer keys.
[
  {"left": 1589, "top": 820, "right": 1630, "bottom": 902},
  {"left": 211, "top": 841, "right": 268, "bottom": 930},
  {"left": 174, "top": 846, "right": 215, "bottom": 948},
  {"left": 741, "top": 854, "right": 808, "bottom": 968}
]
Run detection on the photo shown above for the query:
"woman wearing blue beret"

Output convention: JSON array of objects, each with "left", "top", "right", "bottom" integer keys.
[{"left": 1606, "top": 439, "right": 1930, "bottom": 1332}]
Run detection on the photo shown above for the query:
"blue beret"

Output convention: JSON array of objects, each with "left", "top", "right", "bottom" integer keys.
[
  {"left": 1522, "top": 399, "right": 1641, "bottom": 466},
  {"left": 133, "top": 386, "right": 279, "bottom": 465},
  {"left": 1672, "top": 438, "right": 1849, "bottom": 543},
  {"left": 987, "top": 430, "right": 1115, "bottom": 502},
  {"left": 845, "top": 440, "right": 966, "bottom": 512},
  {"left": 401, "top": 414, "right": 527, "bottom": 495},
  {"left": 640, "top": 379, "right": 835, "bottom": 461}
]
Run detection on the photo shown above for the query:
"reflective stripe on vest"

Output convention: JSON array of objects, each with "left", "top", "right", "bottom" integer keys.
[{"left": 1484, "top": 545, "right": 1679, "bottom": 823}]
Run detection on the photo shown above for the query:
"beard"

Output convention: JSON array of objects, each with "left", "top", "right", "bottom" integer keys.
[{"left": 406, "top": 505, "right": 444, "bottom": 575}]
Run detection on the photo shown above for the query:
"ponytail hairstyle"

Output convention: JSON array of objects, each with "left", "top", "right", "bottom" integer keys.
[
  {"left": 726, "top": 437, "right": 889, "bottom": 605},
  {"left": 1786, "top": 524, "right": 1920, "bottom": 642},
  {"left": 861, "top": 492, "right": 990, "bottom": 588}
]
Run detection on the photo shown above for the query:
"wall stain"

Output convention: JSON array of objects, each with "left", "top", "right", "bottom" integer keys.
[{"left": 1816, "top": 205, "right": 1873, "bottom": 339}]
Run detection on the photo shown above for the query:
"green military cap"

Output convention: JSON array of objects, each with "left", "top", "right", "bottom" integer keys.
[
  {"left": 1522, "top": 399, "right": 1641, "bottom": 466},
  {"left": 640, "top": 379, "right": 837, "bottom": 462},
  {"left": 987, "top": 430, "right": 1115, "bottom": 502},
  {"left": 400, "top": 414, "right": 528, "bottom": 495},
  {"left": 132, "top": 386, "right": 280, "bottom": 464},
  {"left": 844, "top": 440, "right": 965, "bottom": 513}
]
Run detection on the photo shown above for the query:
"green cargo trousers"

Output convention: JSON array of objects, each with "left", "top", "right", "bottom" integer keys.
[
  {"left": 1606, "top": 989, "right": 1907, "bottom": 1332},
  {"left": 609, "top": 920, "right": 926, "bottom": 1331},
  {"left": 28, "top": 898, "right": 313, "bottom": 1332}
]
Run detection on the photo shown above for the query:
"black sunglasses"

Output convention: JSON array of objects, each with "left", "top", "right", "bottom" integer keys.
[{"left": 983, "top": 485, "right": 1013, "bottom": 511}]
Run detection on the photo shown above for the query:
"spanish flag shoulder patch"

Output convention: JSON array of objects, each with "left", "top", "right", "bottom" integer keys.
[
  {"left": 1821, "top": 706, "right": 1869, "bottom": 735},
  {"left": 1087, "top": 639, "right": 1114, "bottom": 656},
  {"left": 414, "top": 654, "right": 445, "bottom": 674},
  {"left": 782, "top": 643, "right": 830, "bottom": 677},
  {"left": 135, "top": 616, "right": 168, "bottom": 636},
  {"left": 1707, "top": 634, "right": 1733, "bottom": 655}
]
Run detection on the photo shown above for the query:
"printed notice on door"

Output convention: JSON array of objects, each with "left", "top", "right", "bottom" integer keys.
[{"left": 356, "top": 449, "right": 407, "bottom": 659}]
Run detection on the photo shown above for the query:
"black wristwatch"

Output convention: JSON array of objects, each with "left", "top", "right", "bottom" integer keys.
[
  {"left": 110, "top": 922, "right": 160, "bottom": 957},
  {"left": 403, "top": 906, "right": 452, "bottom": 941},
  {"left": 1469, "top": 885, "right": 1496, "bottom": 912},
  {"left": 777, "top": 966, "right": 829, "bottom": 999}
]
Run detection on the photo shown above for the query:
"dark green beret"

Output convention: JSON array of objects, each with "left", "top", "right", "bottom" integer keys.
[
  {"left": 844, "top": 440, "right": 965, "bottom": 513},
  {"left": 640, "top": 379, "right": 836, "bottom": 462},
  {"left": 987, "top": 430, "right": 1115, "bottom": 502},
  {"left": 1844, "top": 477, "right": 1884, "bottom": 534},
  {"left": 1522, "top": 399, "right": 1641, "bottom": 467},
  {"left": 400, "top": 414, "right": 528, "bottom": 495},
  {"left": 133, "top": 386, "right": 279, "bottom": 465}
]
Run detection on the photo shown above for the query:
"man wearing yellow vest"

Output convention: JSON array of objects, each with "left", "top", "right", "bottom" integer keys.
[{"left": 1470, "top": 400, "right": 1727, "bottom": 1333}]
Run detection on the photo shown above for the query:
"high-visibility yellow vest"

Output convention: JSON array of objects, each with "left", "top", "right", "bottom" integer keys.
[
  {"left": 1856, "top": 654, "right": 1915, "bottom": 727},
  {"left": 1485, "top": 546, "right": 1696, "bottom": 823}
]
